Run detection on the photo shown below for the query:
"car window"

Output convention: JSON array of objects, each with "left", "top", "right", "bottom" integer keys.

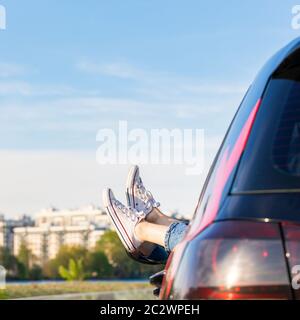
[
  {"left": 232, "top": 65, "right": 300, "bottom": 193},
  {"left": 273, "top": 80, "right": 300, "bottom": 176}
]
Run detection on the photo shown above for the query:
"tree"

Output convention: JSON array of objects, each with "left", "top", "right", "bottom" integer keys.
[
  {"left": 58, "top": 258, "right": 86, "bottom": 281},
  {"left": 86, "top": 251, "right": 113, "bottom": 279},
  {"left": 44, "top": 245, "right": 88, "bottom": 279},
  {"left": 29, "top": 264, "right": 43, "bottom": 280},
  {"left": 95, "top": 230, "right": 161, "bottom": 278},
  {"left": 17, "top": 242, "right": 35, "bottom": 279},
  {"left": 0, "top": 247, "right": 21, "bottom": 279}
]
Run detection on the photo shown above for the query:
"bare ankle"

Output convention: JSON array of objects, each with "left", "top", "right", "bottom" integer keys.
[
  {"left": 134, "top": 222, "right": 144, "bottom": 242},
  {"left": 146, "top": 208, "right": 161, "bottom": 223}
]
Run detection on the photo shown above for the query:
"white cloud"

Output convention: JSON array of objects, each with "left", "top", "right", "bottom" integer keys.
[
  {"left": 0, "top": 95, "right": 237, "bottom": 135},
  {"left": 76, "top": 60, "right": 248, "bottom": 103},
  {"left": 174, "top": 103, "right": 234, "bottom": 119},
  {"left": 0, "top": 150, "right": 220, "bottom": 219},
  {"left": 0, "top": 81, "right": 82, "bottom": 96},
  {"left": 77, "top": 60, "right": 144, "bottom": 80},
  {"left": 0, "top": 81, "right": 33, "bottom": 95},
  {"left": 182, "top": 83, "right": 247, "bottom": 95},
  {"left": 0, "top": 63, "right": 27, "bottom": 78}
]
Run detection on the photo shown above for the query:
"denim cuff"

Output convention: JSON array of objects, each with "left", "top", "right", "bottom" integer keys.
[{"left": 164, "top": 221, "right": 188, "bottom": 253}]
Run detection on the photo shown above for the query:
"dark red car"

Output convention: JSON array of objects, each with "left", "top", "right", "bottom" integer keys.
[{"left": 158, "top": 37, "right": 300, "bottom": 300}]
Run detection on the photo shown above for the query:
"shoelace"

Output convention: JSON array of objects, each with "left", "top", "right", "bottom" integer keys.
[
  {"left": 136, "top": 179, "right": 160, "bottom": 210},
  {"left": 113, "top": 200, "right": 146, "bottom": 222}
]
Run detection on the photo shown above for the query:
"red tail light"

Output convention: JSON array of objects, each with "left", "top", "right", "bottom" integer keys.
[
  {"left": 282, "top": 223, "right": 300, "bottom": 300},
  {"left": 162, "top": 221, "right": 292, "bottom": 300}
]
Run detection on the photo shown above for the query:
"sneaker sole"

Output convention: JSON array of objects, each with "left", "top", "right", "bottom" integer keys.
[
  {"left": 126, "top": 165, "right": 139, "bottom": 209},
  {"left": 103, "top": 189, "right": 136, "bottom": 253}
]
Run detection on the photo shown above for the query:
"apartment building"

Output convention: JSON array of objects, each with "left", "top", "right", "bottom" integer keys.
[
  {"left": 13, "top": 206, "right": 111, "bottom": 264},
  {"left": 0, "top": 214, "right": 33, "bottom": 251}
]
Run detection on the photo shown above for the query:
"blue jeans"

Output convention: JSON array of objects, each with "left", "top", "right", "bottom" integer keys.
[{"left": 147, "top": 221, "right": 189, "bottom": 263}]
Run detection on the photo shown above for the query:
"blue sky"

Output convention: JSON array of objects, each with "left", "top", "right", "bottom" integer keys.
[{"left": 0, "top": 0, "right": 299, "bottom": 216}]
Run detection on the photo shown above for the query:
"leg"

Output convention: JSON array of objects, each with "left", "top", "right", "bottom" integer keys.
[
  {"left": 146, "top": 208, "right": 179, "bottom": 226},
  {"left": 135, "top": 220, "right": 188, "bottom": 252},
  {"left": 103, "top": 165, "right": 189, "bottom": 263},
  {"left": 136, "top": 221, "right": 170, "bottom": 247},
  {"left": 135, "top": 208, "right": 183, "bottom": 260}
]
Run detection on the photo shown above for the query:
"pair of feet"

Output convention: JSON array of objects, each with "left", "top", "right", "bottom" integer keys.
[{"left": 102, "top": 165, "right": 160, "bottom": 254}]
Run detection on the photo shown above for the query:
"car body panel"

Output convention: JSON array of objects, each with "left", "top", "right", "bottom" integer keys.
[{"left": 160, "top": 37, "right": 300, "bottom": 300}]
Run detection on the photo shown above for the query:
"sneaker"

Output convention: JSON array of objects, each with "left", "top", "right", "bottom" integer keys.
[
  {"left": 102, "top": 188, "right": 145, "bottom": 253},
  {"left": 126, "top": 165, "right": 160, "bottom": 215}
]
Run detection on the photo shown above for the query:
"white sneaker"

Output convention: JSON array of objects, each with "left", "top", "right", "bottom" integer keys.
[
  {"left": 126, "top": 165, "right": 160, "bottom": 215},
  {"left": 102, "top": 188, "right": 144, "bottom": 253}
]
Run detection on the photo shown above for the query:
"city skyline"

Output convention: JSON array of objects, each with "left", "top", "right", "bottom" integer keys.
[{"left": 1, "top": 205, "right": 111, "bottom": 265}]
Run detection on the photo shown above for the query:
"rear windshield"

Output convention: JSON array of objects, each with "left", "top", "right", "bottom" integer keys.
[
  {"left": 232, "top": 64, "right": 300, "bottom": 193},
  {"left": 273, "top": 77, "right": 300, "bottom": 175}
]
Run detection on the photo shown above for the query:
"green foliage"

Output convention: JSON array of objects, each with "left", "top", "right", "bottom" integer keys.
[
  {"left": 0, "top": 282, "right": 151, "bottom": 300},
  {"left": 17, "top": 243, "right": 31, "bottom": 268},
  {"left": 58, "top": 258, "right": 86, "bottom": 281},
  {"left": 44, "top": 245, "right": 88, "bottom": 279},
  {"left": 17, "top": 242, "right": 34, "bottom": 279},
  {"left": 29, "top": 265, "right": 43, "bottom": 280},
  {"left": 95, "top": 230, "right": 161, "bottom": 278},
  {"left": 1, "top": 230, "right": 164, "bottom": 280},
  {"left": 0, "top": 245, "right": 40, "bottom": 280},
  {"left": 0, "top": 247, "right": 21, "bottom": 278},
  {"left": 86, "top": 251, "right": 113, "bottom": 279}
]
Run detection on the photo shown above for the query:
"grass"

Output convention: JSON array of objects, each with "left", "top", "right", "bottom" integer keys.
[{"left": 0, "top": 281, "right": 152, "bottom": 300}]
